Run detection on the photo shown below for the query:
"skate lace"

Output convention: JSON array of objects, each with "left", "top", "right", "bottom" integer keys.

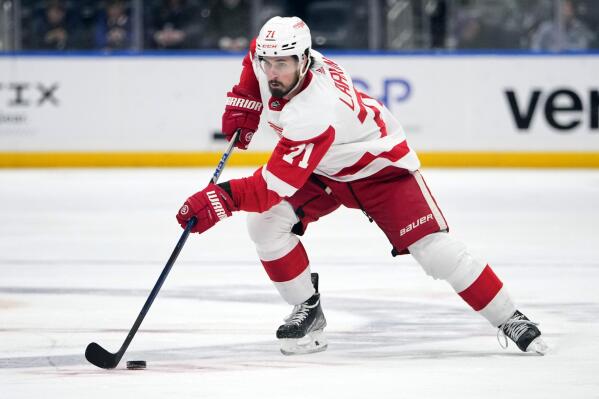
[
  {"left": 283, "top": 305, "right": 300, "bottom": 323},
  {"left": 284, "top": 302, "right": 317, "bottom": 326},
  {"left": 497, "top": 315, "right": 538, "bottom": 349}
]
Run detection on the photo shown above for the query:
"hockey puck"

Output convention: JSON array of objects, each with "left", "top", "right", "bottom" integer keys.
[{"left": 126, "top": 360, "right": 146, "bottom": 370}]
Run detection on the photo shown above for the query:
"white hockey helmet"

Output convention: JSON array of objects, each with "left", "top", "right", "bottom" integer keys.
[{"left": 256, "top": 16, "right": 312, "bottom": 59}]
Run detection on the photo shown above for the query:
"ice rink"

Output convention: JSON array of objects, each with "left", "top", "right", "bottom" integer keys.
[{"left": 1, "top": 167, "right": 598, "bottom": 398}]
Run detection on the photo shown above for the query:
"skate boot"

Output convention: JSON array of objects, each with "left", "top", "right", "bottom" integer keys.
[
  {"left": 276, "top": 273, "right": 327, "bottom": 355},
  {"left": 497, "top": 310, "right": 548, "bottom": 355}
]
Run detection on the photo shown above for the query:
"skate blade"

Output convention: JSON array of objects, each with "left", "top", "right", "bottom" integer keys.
[
  {"left": 526, "top": 336, "right": 549, "bottom": 355},
  {"left": 280, "top": 329, "right": 328, "bottom": 356}
]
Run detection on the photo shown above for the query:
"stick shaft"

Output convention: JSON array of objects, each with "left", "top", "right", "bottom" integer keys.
[
  {"left": 102, "top": 133, "right": 238, "bottom": 365},
  {"left": 210, "top": 131, "right": 239, "bottom": 185}
]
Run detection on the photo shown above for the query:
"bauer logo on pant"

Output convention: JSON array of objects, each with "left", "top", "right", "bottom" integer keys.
[{"left": 400, "top": 214, "right": 433, "bottom": 236}]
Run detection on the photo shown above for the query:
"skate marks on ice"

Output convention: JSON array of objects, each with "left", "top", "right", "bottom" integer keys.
[{"left": 0, "top": 282, "right": 574, "bottom": 372}]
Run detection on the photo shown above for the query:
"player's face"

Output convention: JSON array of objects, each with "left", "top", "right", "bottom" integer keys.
[{"left": 260, "top": 56, "right": 300, "bottom": 97}]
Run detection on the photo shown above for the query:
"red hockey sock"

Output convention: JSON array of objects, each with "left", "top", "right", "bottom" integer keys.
[
  {"left": 261, "top": 242, "right": 309, "bottom": 283},
  {"left": 458, "top": 265, "right": 503, "bottom": 311}
]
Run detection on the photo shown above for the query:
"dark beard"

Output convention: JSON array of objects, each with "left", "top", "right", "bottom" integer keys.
[
  {"left": 269, "top": 87, "right": 287, "bottom": 98},
  {"left": 269, "top": 75, "right": 300, "bottom": 98}
]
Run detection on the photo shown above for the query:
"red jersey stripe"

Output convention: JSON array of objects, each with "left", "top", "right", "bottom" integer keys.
[
  {"left": 354, "top": 87, "right": 368, "bottom": 123},
  {"left": 332, "top": 140, "right": 410, "bottom": 178},
  {"left": 365, "top": 102, "right": 388, "bottom": 137},
  {"left": 358, "top": 91, "right": 387, "bottom": 137}
]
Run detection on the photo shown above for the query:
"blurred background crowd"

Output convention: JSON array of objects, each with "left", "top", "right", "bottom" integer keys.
[{"left": 0, "top": 0, "right": 597, "bottom": 52}]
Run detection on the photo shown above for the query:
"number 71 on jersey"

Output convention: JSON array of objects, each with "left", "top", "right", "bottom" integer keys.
[{"left": 282, "top": 143, "right": 314, "bottom": 169}]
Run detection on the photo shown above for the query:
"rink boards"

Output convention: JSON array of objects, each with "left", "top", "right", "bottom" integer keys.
[{"left": 0, "top": 52, "right": 598, "bottom": 167}]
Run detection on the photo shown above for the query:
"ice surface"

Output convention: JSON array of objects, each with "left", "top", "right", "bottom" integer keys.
[{"left": 1, "top": 168, "right": 598, "bottom": 398}]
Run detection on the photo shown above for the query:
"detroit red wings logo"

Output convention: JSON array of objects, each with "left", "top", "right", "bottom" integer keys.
[{"left": 268, "top": 96, "right": 288, "bottom": 111}]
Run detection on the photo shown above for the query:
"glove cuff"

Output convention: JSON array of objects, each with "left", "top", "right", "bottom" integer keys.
[{"left": 213, "top": 183, "right": 239, "bottom": 213}]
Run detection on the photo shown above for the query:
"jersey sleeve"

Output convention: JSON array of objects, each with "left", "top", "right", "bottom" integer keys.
[
  {"left": 227, "top": 126, "right": 335, "bottom": 213},
  {"left": 262, "top": 125, "right": 335, "bottom": 197},
  {"left": 228, "top": 167, "right": 283, "bottom": 213}
]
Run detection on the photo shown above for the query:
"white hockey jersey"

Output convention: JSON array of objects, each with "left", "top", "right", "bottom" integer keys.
[{"left": 251, "top": 50, "right": 420, "bottom": 198}]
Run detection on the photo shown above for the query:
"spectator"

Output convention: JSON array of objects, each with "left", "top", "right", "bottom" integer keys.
[
  {"left": 455, "top": 13, "right": 490, "bottom": 49},
  {"left": 455, "top": 10, "right": 517, "bottom": 50},
  {"left": 204, "top": 0, "right": 250, "bottom": 51},
  {"left": 95, "top": 0, "right": 132, "bottom": 50},
  {"left": 148, "top": 0, "right": 205, "bottom": 49},
  {"left": 31, "top": 0, "right": 72, "bottom": 50},
  {"left": 426, "top": 0, "right": 447, "bottom": 49},
  {"left": 531, "top": 0, "right": 594, "bottom": 51}
]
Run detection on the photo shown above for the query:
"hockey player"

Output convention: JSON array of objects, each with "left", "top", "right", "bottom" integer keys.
[{"left": 176, "top": 16, "right": 548, "bottom": 356}]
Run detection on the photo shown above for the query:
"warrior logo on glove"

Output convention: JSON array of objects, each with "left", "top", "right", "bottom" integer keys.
[
  {"left": 222, "top": 87, "right": 263, "bottom": 150},
  {"left": 176, "top": 184, "right": 238, "bottom": 234},
  {"left": 206, "top": 191, "right": 228, "bottom": 220}
]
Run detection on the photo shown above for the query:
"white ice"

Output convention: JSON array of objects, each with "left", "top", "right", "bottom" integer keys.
[{"left": 1, "top": 168, "right": 598, "bottom": 399}]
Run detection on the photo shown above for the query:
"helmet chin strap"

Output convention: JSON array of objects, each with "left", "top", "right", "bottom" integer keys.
[{"left": 284, "top": 54, "right": 310, "bottom": 99}]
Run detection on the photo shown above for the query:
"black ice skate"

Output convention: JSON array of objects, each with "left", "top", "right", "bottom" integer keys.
[
  {"left": 276, "top": 273, "right": 327, "bottom": 355},
  {"left": 498, "top": 310, "right": 548, "bottom": 355}
]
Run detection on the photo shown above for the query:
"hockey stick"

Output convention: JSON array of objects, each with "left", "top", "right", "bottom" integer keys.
[{"left": 85, "top": 131, "right": 239, "bottom": 369}]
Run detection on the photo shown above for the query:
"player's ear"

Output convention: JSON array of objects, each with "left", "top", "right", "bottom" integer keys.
[{"left": 298, "top": 54, "right": 308, "bottom": 70}]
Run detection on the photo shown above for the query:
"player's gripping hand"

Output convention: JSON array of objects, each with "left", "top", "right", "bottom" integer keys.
[
  {"left": 222, "top": 87, "right": 263, "bottom": 150},
  {"left": 176, "top": 184, "right": 237, "bottom": 234}
]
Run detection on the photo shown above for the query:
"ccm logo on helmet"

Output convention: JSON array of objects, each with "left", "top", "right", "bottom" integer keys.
[{"left": 206, "top": 191, "right": 228, "bottom": 220}]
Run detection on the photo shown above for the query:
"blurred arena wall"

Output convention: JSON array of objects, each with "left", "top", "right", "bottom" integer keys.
[{"left": 0, "top": 52, "right": 598, "bottom": 167}]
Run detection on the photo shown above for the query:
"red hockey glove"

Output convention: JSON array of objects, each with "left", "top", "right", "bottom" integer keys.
[
  {"left": 176, "top": 184, "right": 237, "bottom": 234},
  {"left": 222, "top": 87, "right": 263, "bottom": 150}
]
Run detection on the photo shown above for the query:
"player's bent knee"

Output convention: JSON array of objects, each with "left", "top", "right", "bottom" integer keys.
[
  {"left": 246, "top": 200, "right": 299, "bottom": 247},
  {"left": 408, "top": 232, "right": 468, "bottom": 280}
]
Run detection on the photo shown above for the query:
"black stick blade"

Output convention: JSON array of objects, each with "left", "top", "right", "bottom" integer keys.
[{"left": 85, "top": 342, "right": 120, "bottom": 369}]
